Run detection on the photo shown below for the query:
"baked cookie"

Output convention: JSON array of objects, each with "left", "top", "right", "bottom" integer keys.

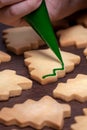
[
  {"left": 24, "top": 48, "right": 80, "bottom": 85},
  {"left": 0, "top": 51, "right": 11, "bottom": 63},
  {"left": 53, "top": 74, "right": 87, "bottom": 102},
  {"left": 71, "top": 108, "right": 87, "bottom": 130},
  {"left": 0, "top": 96, "right": 71, "bottom": 129},
  {"left": 3, "top": 26, "right": 45, "bottom": 55},
  {"left": 0, "top": 69, "right": 32, "bottom": 100},
  {"left": 57, "top": 25, "right": 87, "bottom": 48}
]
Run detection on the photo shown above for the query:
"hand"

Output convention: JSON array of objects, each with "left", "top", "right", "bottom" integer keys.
[
  {"left": 46, "top": 0, "right": 87, "bottom": 26},
  {"left": 0, "top": 0, "right": 42, "bottom": 26},
  {"left": 0, "top": 0, "right": 87, "bottom": 26}
]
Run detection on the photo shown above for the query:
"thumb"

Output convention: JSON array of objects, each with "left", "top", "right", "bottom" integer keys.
[{"left": 0, "top": 0, "right": 42, "bottom": 25}]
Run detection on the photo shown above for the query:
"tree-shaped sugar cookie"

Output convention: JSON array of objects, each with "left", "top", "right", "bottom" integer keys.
[
  {"left": 53, "top": 74, "right": 87, "bottom": 102},
  {"left": 0, "top": 96, "right": 71, "bottom": 129},
  {"left": 57, "top": 25, "right": 87, "bottom": 48},
  {"left": 0, "top": 69, "right": 32, "bottom": 100},
  {"left": 0, "top": 51, "right": 11, "bottom": 63},
  {"left": 3, "top": 26, "right": 45, "bottom": 55},
  {"left": 71, "top": 108, "right": 87, "bottom": 130},
  {"left": 24, "top": 48, "right": 80, "bottom": 85}
]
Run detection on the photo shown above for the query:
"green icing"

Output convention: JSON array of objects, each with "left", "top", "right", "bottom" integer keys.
[
  {"left": 25, "top": 0, "right": 64, "bottom": 79},
  {"left": 42, "top": 62, "right": 64, "bottom": 79}
]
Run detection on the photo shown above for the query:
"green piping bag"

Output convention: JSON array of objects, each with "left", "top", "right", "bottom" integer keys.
[{"left": 24, "top": 0, "right": 64, "bottom": 79}]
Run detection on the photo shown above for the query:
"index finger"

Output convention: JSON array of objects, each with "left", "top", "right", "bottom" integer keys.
[{"left": 0, "top": 0, "right": 24, "bottom": 8}]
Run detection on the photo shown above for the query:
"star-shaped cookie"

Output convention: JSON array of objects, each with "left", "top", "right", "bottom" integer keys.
[
  {"left": 0, "top": 69, "right": 32, "bottom": 100},
  {"left": 24, "top": 48, "right": 80, "bottom": 85},
  {"left": 0, "top": 51, "right": 11, "bottom": 63},
  {"left": 3, "top": 26, "right": 45, "bottom": 55},
  {"left": 53, "top": 74, "right": 87, "bottom": 102},
  {"left": 57, "top": 25, "right": 87, "bottom": 48},
  {"left": 0, "top": 96, "right": 71, "bottom": 129},
  {"left": 71, "top": 108, "right": 87, "bottom": 130}
]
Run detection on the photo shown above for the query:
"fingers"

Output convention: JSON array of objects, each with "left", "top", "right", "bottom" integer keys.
[
  {"left": 7, "top": 18, "right": 29, "bottom": 27},
  {"left": 46, "top": 0, "right": 82, "bottom": 23},
  {"left": 0, "top": 0, "right": 42, "bottom": 25},
  {"left": 0, "top": 0, "right": 24, "bottom": 8}
]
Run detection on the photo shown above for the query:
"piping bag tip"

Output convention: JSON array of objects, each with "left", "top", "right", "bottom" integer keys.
[{"left": 24, "top": 0, "right": 64, "bottom": 78}]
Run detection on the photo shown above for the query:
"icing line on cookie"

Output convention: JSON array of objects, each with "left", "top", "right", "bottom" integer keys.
[{"left": 42, "top": 62, "right": 64, "bottom": 79}]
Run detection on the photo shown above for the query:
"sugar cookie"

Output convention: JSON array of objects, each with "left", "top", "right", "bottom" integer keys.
[
  {"left": 57, "top": 25, "right": 87, "bottom": 48},
  {"left": 0, "top": 96, "right": 71, "bottom": 129},
  {"left": 71, "top": 108, "right": 87, "bottom": 130},
  {"left": 53, "top": 74, "right": 87, "bottom": 102},
  {"left": 24, "top": 48, "right": 80, "bottom": 85},
  {"left": 3, "top": 26, "right": 45, "bottom": 55},
  {"left": 0, "top": 51, "right": 11, "bottom": 63},
  {"left": 0, "top": 69, "right": 32, "bottom": 100}
]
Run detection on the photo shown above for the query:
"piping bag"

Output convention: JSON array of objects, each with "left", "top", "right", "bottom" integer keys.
[{"left": 24, "top": 0, "right": 64, "bottom": 79}]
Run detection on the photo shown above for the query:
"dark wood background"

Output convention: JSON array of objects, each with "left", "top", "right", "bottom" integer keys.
[{"left": 0, "top": 23, "right": 87, "bottom": 130}]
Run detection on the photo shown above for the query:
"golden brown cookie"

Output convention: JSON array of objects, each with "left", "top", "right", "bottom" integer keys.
[
  {"left": 24, "top": 48, "right": 80, "bottom": 85},
  {"left": 57, "top": 25, "right": 87, "bottom": 48},
  {"left": 0, "top": 51, "right": 11, "bottom": 63},
  {"left": 3, "top": 26, "right": 45, "bottom": 55},
  {"left": 0, "top": 96, "right": 71, "bottom": 129},
  {"left": 71, "top": 108, "right": 87, "bottom": 130},
  {"left": 0, "top": 69, "right": 32, "bottom": 100},
  {"left": 53, "top": 74, "right": 87, "bottom": 102}
]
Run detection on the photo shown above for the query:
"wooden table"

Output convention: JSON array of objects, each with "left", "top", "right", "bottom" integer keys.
[{"left": 0, "top": 23, "right": 87, "bottom": 130}]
